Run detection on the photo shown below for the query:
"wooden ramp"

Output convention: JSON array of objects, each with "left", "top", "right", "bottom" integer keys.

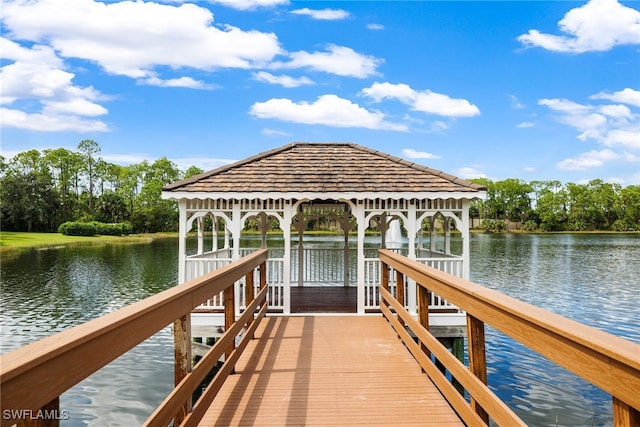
[{"left": 198, "top": 315, "right": 463, "bottom": 426}]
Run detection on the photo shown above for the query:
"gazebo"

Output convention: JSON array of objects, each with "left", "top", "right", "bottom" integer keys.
[{"left": 162, "top": 142, "right": 485, "bottom": 326}]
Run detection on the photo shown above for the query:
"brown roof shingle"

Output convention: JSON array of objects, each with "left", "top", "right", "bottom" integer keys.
[{"left": 163, "top": 142, "right": 486, "bottom": 194}]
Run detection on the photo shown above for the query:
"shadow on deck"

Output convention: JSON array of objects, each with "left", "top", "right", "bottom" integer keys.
[{"left": 290, "top": 286, "right": 357, "bottom": 314}]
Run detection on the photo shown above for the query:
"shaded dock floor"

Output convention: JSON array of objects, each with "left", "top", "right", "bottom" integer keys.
[{"left": 198, "top": 315, "right": 463, "bottom": 426}]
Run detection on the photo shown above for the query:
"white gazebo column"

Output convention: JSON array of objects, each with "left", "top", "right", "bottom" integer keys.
[
  {"left": 197, "top": 216, "right": 205, "bottom": 255},
  {"left": 341, "top": 206, "right": 351, "bottom": 288},
  {"left": 224, "top": 227, "right": 230, "bottom": 249},
  {"left": 444, "top": 217, "right": 452, "bottom": 255},
  {"left": 430, "top": 216, "right": 437, "bottom": 253},
  {"left": 212, "top": 216, "right": 218, "bottom": 252},
  {"left": 231, "top": 202, "right": 242, "bottom": 317},
  {"left": 354, "top": 202, "right": 366, "bottom": 314},
  {"left": 406, "top": 202, "right": 417, "bottom": 314},
  {"left": 282, "top": 202, "right": 294, "bottom": 315},
  {"left": 178, "top": 200, "right": 187, "bottom": 284},
  {"left": 461, "top": 199, "right": 471, "bottom": 280},
  {"left": 231, "top": 202, "right": 242, "bottom": 260}
]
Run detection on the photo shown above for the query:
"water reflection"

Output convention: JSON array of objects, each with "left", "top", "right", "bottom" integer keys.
[{"left": 1, "top": 239, "right": 179, "bottom": 426}]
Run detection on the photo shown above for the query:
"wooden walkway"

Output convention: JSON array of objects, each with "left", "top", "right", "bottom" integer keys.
[{"left": 198, "top": 315, "right": 463, "bottom": 426}]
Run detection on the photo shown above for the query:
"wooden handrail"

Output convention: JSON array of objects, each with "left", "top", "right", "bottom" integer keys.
[
  {"left": 379, "top": 249, "right": 640, "bottom": 426},
  {"left": 0, "top": 248, "right": 269, "bottom": 427}
]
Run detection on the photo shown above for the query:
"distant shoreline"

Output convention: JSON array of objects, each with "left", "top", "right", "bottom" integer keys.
[
  {"left": 3, "top": 230, "right": 638, "bottom": 259},
  {"left": 0, "top": 232, "right": 179, "bottom": 258}
]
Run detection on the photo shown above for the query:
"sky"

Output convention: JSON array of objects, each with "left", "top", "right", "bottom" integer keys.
[{"left": 1, "top": 0, "right": 639, "bottom": 185}]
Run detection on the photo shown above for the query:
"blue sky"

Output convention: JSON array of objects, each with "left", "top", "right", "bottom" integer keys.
[{"left": 1, "top": 0, "right": 639, "bottom": 185}]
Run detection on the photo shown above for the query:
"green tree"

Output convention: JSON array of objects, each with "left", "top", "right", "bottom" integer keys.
[
  {"left": 131, "top": 157, "right": 181, "bottom": 232},
  {"left": 77, "top": 139, "right": 101, "bottom": 214},
  {"left": 588, "top": 179, "right": 621, "bottom": 229},
  {"left": 469, "top": 178, "right": 497, "bottom": 220},
  {"left": 616, "top": 185, "right": 640, "bottom": 230},
  {"left": 0, "top": 163, "right": 59, "bottom": 232},
  {"left": 495, "top": 178, "right": 533, "bottom": 222},
  {"left": 183, "top": 165, "right": 204, "bottom": 179},
  {"left": 533, "top": 180, "right": 567, "bottom": 231},
  {"left": 44, "top": 148, "right": 83, "bottom": 223},
  {"left": 95, "top": 191, "right": 129, "bottom": 223}
]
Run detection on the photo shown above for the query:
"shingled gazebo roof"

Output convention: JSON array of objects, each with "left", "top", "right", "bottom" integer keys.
[{"left": 163, "top": 142, "right": 485, "bottom": 197}]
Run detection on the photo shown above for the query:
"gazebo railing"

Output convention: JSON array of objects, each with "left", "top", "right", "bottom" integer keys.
[
  {"left": 189, "top": 253, "right": 285, "bottom": 311},
  {"left": 291, "top": 248, "right": 358, "bottom": 285},
  {"left": 188, "top": 247, "right": 462, "bottom": 312},
  {"left": 363, "top": 257, "right": 461, "bottom": 311}
]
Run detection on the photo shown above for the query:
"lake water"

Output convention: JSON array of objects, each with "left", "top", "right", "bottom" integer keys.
[{"left": 1, "top": 234, "right": 638, "bottom": 426}]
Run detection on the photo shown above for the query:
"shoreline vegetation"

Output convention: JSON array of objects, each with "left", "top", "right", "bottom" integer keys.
[
  {"left": 0, "top": 232, "right": 178, "bottom": 258},
  {"left": 1, "top": 143, "right": 639, "bottom": 238},
  {"left": 2, "top": 229, "right": 638, "bottom": 258}
]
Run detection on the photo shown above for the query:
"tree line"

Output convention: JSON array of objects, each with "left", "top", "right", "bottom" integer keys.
[
  {"left": 1, "top": 142, "right": 638, "bottom": 234},
  {"left": 469, "top": 178, "right": 640, "bottom": 232},
  {"left": 0, "top": 140, "right": 202, "bottom": 233}
]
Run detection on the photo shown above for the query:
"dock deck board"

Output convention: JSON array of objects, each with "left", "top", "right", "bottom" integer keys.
[{"left": 197, "top": 315, "right": 463, "bottom": 426}]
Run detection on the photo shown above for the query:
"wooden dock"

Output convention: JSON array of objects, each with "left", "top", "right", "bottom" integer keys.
[{"left": 197, "top": 315, "right": 463, "bottom": 426}]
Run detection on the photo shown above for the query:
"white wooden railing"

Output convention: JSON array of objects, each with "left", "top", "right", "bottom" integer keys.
[
  {"left": 186, "top": 248, "right": 283, "bottom": 310},
  {"left": 188, "top": 247, "right": 462, "bottom": 313},
  {"left": 363, "top": 257, "right": 462, "bottom": 311}
]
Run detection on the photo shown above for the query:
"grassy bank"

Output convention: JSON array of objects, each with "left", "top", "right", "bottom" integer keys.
[{"left": 0, "top": 231, "right": 178, "bottom": 257}]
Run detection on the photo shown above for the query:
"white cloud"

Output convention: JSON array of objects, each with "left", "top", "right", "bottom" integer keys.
[
  {"left": 252, "top": 71, "right": 314, "bottom": 88},
  {"left": 454, "top": 166, "right": 487, "bottom": 179},
  {"left": 367, "top": 23, "right": 384, "bottom": 31},
  {"left": 508, "top": 94, "right": 525, "bottom": 109},
  {"left": 206, "top": 0, "right": 288, "bottom": 10},
  {"left": 249, "top": 94, "right": 408, "bottom": 131},
  {"left": 0, "top": 37, "right": 109, "bottom": 131},
  {"left": 262, "top": 128, "right": 292, "bottom": 137},
  {"left": 400, "top": 148, "right": 441, "bottom": 160},
  {"left": 361, "top": 82, "right": 480, "bottom": 118},
  {"left": 518, "top": 0, "right": 640, "bottom": 53},
  {"left": 591, "top": 88, "right": 640, "bottom": 107},
  {"left": 517, "top": 122, "right": 535, "bottom": 128},
  {"left": 0, "top": 107, "right": 108, "bottom": 132},
  {"left": 291, "top": 8, "right": 349, "bottom": 20},
  {"left": 539, "top": 94, "right": 640, "bottom": 150},
  {"left": 171, "top": 156, "right": 235, "bottom": 171},
  {"left": 102, "top": 153, "right": 153, "bottom": 165},
  {"left": 1, "top": 0, "right": 283, "bottom": 79},
  {"left": 271, "top": 44, "right": 382, "bottom": 78},
  {"left": 142, "top": 76, "right": 217, "bottom": 89},
  {"left": 556, "top": 149, "right": 620, "bottom": 170},
  {"left": 43, "top": 98, "right": 108, "bottom": 117}
]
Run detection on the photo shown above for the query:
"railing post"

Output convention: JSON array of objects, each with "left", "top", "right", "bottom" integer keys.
[
  {"left": 396, "top": 269, "right": 405, "bottom": 326},
  {"left": 260, "top": 261, "right": 267, "bottom": 295},
  {"left": 417, "top": 284, "right": 430, "bottom": 356},
  {"left": 224, "top": 285, "right": 235, "bottom": 373},
  {"left": 613, "top": 397, "right": 640, "bottom": 427},
  {"left": 380, "top": 261, "right": 389, "bottom": 309},
  {"left": 245, "top": 269, "right": 255, "bottom": 339},
  {"left": 417, "top": 283, "right": 431, "bottom": 377},
  {"left": 467, "top": 314, "right": 489, "bottom": 424},
  {"left": 173, "top": 314, "right": 192, "bottom": 425}
]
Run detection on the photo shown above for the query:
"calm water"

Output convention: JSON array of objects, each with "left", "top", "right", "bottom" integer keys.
[{"left": 1, "top": 234, "right": 638, "bottom": 426}]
